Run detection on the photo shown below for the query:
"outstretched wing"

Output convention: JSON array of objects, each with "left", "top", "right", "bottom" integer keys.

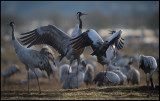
[
  {"left": 70, "top": 29, "right": 104, "bottom": 51},
  {"left": 107, "top": 30, "right": 125, "bottom": 50},
  {"left": 91, "top": 30, "right": 124, "bottom": 57},
  {"left": 115, "top": 36, "right": 125, "bottom": 50},
  {"left": 20, "top": 24, "right": 71, "bottom": 57},
  {"left": 70, "top": 30, "right": 92, "bottom": 50}
]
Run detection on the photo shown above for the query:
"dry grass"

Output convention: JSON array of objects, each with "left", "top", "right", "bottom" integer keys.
[{"left": 1, "top": 85, "right": 159, "bottom": 100}]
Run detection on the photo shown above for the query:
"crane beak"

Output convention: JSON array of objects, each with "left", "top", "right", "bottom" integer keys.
[
  {"left": 109, "top": 30, "right": 116, "bottom": 34},
  {"left": 81, "top": 13, "right": 88, "bottom": 16},
  {"left": 119, "top": 30, "right": 122, "bottom": 34}
]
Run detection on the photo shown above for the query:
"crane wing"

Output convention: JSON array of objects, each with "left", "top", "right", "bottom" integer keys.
[
  {"left": 115, "top": 37, "right": 125, "bottom": 50},
  {"left": 70, "top": 29, "right": 104, "bottom": 51},
  {"left": 20, "top": 25, "right": 71, "bottom": 57},
  {"left": 106, "top": 30, "right": 125, "bottom": 50},
  {"left": 91, "top": 30, "right": 124, "bottom": 57},
  {"left": 69, "top": 30, "right": 93, "bottom": 50}
]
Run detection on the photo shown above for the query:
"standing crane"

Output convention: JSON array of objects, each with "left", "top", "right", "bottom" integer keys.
[
  {"left": 138, "top": 55, "right": 157, "bottom": 96},
  {"left": 9, "top": 22, "right": 56, "bottom": 94},
  {"left": 19, "top": 12, "right": 87, "bottom": 88}
]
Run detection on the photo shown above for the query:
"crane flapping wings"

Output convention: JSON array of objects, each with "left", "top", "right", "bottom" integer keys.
[
  {"left": 20, "top": 25, "right": 72, "bottom": 59},
  {"left": 91, "top": 30, "right": 125, "bottom": 57}
]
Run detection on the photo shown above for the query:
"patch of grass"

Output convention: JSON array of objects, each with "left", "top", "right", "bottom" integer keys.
[{"left": 1, "top": 85, "right": 159, "bottom": 100}]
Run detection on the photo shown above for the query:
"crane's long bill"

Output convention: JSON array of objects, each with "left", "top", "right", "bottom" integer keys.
[{"left": 82, "top": 13, "right": 87, "bottom": 15}]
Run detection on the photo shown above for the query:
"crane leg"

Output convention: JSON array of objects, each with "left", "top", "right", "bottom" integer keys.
[
  {"left": 2, "top": 77, "right": 6, "bottom": 87},
  {"left": 149, "top": 73, "right": 155, "bottom": 90},
  {"left": 33, "top": 70, "right": 41, "bottom": 94},
  {"left": 76, "top": 67, "right": 79, "bottom": 89},
  {"left": 150, "top": 75, "right": 155, "bottom": 96},
  {"left": 68, "top": 60, "right": 73, "bottom": 75},
  {"left": 102, "top": 65, "right": 106, "bottom": 82},
  {"left": 27, "top": 70, "right": 30, "bottom": 94},
  {"left": 25, "top": 65, "right": 30, "bottom": 94},
  {"left": 145, "top": 74, "right": 150, "bottom": 90},
  {"left": 68, "top": 60, "right": 73, "bottom": 88},
  {"left": 150, "top": 77, "right": 155, "bottom": 89},
  {"left": 146, "top": 74, "right": 150, "bottom": 97},
  {"left": 127, "top": 79, "right": 130, "bottom": 85},
  {"left": 76, "top": 58, "right": 80, "bottom": 89}
]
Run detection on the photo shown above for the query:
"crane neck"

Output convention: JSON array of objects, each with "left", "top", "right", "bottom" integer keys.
[
  {"left": 10, "top": 24, "right": 24, "bottom": 54},
  {"left": 11, "top": 25, "right": 15, "bottom": 40},
  {"left": 78, "top": 16, "right": 82, "bottom": 29}
]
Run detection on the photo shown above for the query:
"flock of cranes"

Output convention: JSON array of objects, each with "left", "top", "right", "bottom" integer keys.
[{"left": 5, "top": 12, "right": 158, "bottom": 96}]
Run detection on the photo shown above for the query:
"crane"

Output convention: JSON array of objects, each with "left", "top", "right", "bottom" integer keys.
[
  {"left": 70, "top": 29, "right": 125, "bottom": 78},
  {"left": 9, "top": 22, "right": 56, "bottom": 94}
]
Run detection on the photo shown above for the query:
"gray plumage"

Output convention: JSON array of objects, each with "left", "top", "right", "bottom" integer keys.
[
  {"left": 107, "top": 62, "right": 120, "bottom": 71},
  {"left": 20, "top": 69, "right": 47, "bottom": 84},
  {"left": 2, "top": 65, "right": 20, "bottom": 87},
  {"left": 19, "top": 12, "right": 87, "bottom": 89},
  {"left": 60, "top": 63, "right": 87, "bottom": 89},
  {"left": 70, "top": 29, "right": 124, "bottom": 57},
  {"left": 93, "top": 71, "right": 120, "bottom": 86},
  {"left": 19, "top": 12, "right": 86, "bottom": 69},
  {"left": 119, "top": 64, "right": 132, "bottom": 84},
  {"left": 2, "top": 65, "right": 20, "bottom": 77},
  {"left": 130, "top": 53, "right": 139, "bottom": 64},
  {"left": 9, "top": 22, "right": 56, "bottom": 94},
  {"left": 107, "top": 63, "right": 128, "bottom": 85},
  {"left": 59, "top": 64, "right": 72, "bottom": 82},
  {"left": 156, "top": 57, "right": 159, "bottom": 82},
  {"left": 97, "top": 45, "right": 116, "bottom": 66},
  {"left": 84, "top": 64, "right": 94, "bottom": 86},
  {"left": 84, "top": 59, "right": 97, "bottom": 70},
  {"left": 130, "top": 66, "right": 140, "bottom": 85},
  {"left": 112, "top": 70, "right": 127, "bottom": 85},
  {"left": 70, "top": 29, "right": 124, "bottom": 80},
  {"left": 138, "top": 55, "right": 157, "bottom": 90},
  {"left": 107, "top": 62, "right": 132, "bottom": 84},
  {"left": 112, "top": 53, "right": 129, "bottom": 67},
  {"left": 120, "top": 57, "right": 140, "bottom": 85},
  {"left": 93, "top": 72, "right": 105, "bottom": 87}
]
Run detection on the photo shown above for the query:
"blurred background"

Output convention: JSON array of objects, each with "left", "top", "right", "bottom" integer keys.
[{"left": 1, "top": 1, "right": 159, "bottom": 90}]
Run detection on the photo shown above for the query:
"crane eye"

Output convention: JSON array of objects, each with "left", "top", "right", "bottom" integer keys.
[{"left": 77, "top": 12, "right": 81, "bottom": 15}]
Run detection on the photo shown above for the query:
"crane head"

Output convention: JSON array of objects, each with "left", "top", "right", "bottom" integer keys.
[
  {"left": 9, "top": 21, "right": 14, "bottom": 27},
  {"left": 109, "top": 30, "right": 116, "bottom": 34},
  {"left": 77, "top": 12, "right": 87, "bottom": 18}
]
